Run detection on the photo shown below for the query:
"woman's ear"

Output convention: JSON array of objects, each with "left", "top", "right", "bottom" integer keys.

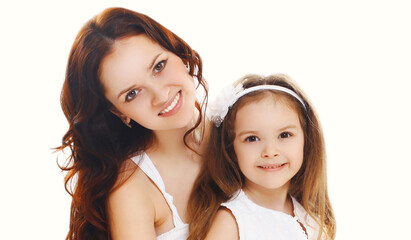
[{"left": 111, "top": 108, "right": 131, "bottom": 128}]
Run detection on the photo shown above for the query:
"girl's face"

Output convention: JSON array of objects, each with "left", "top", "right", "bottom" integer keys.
[
  {"left": 233, "top": 94, "right": 304, "bottom": 192},
  {"left": 100, "top": 35, "right": 197, "bottom": 131}
]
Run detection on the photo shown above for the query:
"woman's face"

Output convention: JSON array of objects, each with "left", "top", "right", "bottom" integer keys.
[{"left": 100, "top": 35, "right": 197, "bottom": 131}]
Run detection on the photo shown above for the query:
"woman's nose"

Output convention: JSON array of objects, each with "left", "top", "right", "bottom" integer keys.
[{"left": 151, "top": 86, "right": 170, "bottom": 107}]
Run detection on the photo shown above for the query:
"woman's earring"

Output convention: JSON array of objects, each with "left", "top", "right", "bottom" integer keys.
[
  {"left": 122, "top": 119, "right": 132, "bottom": 128},
  {"left": 111, "top": 108, "right": 132, "bottom": 128}
]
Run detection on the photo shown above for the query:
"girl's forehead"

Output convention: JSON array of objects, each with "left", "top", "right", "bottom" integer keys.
[
  {"left": 238, "top": 92, "right": 298, "bottom": 112},
  {"left": 235, "top": 96, "right": 299, "bottom": 122}
]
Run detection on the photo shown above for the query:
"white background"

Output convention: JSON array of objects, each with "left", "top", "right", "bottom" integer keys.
[{"left": 1, "top": 0, "right": 410, "bottom": 239}]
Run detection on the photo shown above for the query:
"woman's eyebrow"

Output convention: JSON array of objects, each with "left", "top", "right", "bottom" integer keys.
[
  {"left": 117, "top": 84, "right": 137, "bottom": 99},
  {"left": 147, "top": 53, "right": 161, "bottom": 71},
  {"left": 117, "top": 53, "right": 162, "bottom": 99}
]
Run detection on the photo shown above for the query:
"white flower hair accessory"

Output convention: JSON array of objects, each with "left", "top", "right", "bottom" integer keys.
[{"left": 208, "top": 83, "right": 306, "bottom": 127}]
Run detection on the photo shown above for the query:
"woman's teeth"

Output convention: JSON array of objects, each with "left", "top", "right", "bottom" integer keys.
[{"left": 160, "top": 91, "right": 180, "bottom": 115}]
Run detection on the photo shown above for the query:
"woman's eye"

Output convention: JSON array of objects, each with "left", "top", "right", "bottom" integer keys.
[
  {"left": 153, "top": 60, "right": 166, "bottom": 73},
  {"left": 125, "top": 89, "right": 139, "bottom": 102},
  {"left": 245, "top": 136, "right": 259, "bottom": 142},
  {"left": 279, "top": 132, "right": 292, "bottom": 139}
]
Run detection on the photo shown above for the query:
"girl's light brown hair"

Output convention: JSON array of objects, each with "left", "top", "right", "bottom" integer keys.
[
  {"left": 188, "top": 74, "right": 335, "bottom": 239},
  {"left": 56, "top": 7, "right": 207, "bottom": 240}
]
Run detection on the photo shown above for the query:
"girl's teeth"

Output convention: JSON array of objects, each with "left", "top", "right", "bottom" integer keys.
[
  {"left": 161, "top": 92, "right": 180, "bottom": 114},
  {"left": 260, "top": 163, "right": 285, "bottom": 169}
]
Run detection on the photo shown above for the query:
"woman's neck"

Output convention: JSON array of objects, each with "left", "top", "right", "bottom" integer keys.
[
  {"left": 147, "top": 127, "right": 198, "bottom": 164},
  {"left": 243, "top": 182, "right": 293, "bottom": 215}
]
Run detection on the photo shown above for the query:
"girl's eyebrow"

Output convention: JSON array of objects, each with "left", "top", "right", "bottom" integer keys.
[
  {"left": 236, "top": 125, "right": 298, "bottom": 137},
  {"left": 236, "top": 130, "right": 258, "bottom": 137},
  {"left": 278, "top": 124, "right": 298, "bottom": 132}
]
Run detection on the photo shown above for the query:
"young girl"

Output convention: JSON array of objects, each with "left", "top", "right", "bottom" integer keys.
[
  {"left": 57, "top": 7, "right": 208, "bottom": 239},
  {"left": 188, "top": 74, "right": 336, "bottom": 239}
]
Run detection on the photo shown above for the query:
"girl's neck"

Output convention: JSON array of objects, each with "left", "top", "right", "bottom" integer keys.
[{"left": 243, "top": 182, "right": 293, "bottom": 215}]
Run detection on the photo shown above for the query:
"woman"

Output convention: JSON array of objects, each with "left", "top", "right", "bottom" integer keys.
[{"left": 57, "top": 7, "right": 208, "bottom": 239}]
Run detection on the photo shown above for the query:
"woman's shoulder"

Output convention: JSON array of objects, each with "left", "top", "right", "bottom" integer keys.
[
  {"left": 107, "top": 159, "right": 172, "bottom": 239},
  {"left": 109, "top": 157, "right": 168, "bottom": 207},
  {"left": 108, "top": 159, "right": 156, "bottom": 215},
  {"left": 110, "top": 158, "right": 145, "bottom": 190},
  {"left": 107, "top": 160, "right": 158, "bottom": 238}
]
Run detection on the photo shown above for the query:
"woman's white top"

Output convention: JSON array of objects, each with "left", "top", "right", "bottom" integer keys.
[
  {"left": 221, "top": 190, "right": 322, "bottom": 240},
  {"left": 131, "top": 153, "right": 188, "bottom": 240}
]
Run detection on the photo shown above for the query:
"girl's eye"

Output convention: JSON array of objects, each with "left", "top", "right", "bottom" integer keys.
[
  {"left": 153, "top": 60, "right": 167, "bottom": 73},
  {"left": 125, "top": 89, "right": 139, "bottom": 102},
  {"left": 279, "top": 132, "right": 292, "bottom": 139},
  {"left": 245, "top": 136, "right": 259, "bottom": 142}
]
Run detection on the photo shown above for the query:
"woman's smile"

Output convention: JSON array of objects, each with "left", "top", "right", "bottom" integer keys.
[
  {"left": 100, "top": 35, "right": 197, "bottom": 130},
  {"left": 159, "top": 90, "right": 183, "bottom": 116}
]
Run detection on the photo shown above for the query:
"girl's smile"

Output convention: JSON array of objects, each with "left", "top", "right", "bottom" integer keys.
[
  {"left": 257, "top": 162, "right": 288, "bottom": 172},
  {"left": 233, "top": 94, "right": 304, "bottom": 191}
]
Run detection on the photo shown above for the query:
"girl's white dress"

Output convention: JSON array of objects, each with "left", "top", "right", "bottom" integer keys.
[
  {"left": 131, "top": 153, "right": 188, "bottom": 240},
  {"left": 221, "top": 190, "right": 321, "bottom": 240}
]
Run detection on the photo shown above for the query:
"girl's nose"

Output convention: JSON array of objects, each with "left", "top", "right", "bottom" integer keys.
[
  {"left": 261, "top": 152, "right": 279, "bottom": 158},
  {"left": 261, "top": 142, "right": 279, "bottom": 158}
]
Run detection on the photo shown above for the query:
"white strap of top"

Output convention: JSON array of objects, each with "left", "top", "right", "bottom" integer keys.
[{"left": 131, "top": 153, "right": 185, "bottom": 227}]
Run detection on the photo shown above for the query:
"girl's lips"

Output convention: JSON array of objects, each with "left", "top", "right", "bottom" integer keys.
[
  {"left": 257, "top": 163, "right": 287, "bottom": 172},
  {"left": 158, "top": 90, "right": 183, "bottom": 117}
]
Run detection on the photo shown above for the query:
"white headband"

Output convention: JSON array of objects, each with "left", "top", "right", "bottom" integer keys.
[{"left": 208, "top": 84, "right": 306, "bottom": 127}]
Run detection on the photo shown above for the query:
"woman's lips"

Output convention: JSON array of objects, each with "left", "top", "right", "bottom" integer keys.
[{"left": 158, "top": 90, "right": 182, "bottom": 117}]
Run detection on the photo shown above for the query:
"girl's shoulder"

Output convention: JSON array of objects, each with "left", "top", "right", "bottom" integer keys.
[{"left": 205, "top": 207, "right": 239, "bottom": 240}]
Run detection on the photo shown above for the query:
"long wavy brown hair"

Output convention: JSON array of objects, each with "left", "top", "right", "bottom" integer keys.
[
  {"left": 188, "top": 74, "right": 335, "bottom": 240},
  {"left": 56, "top": 7, "right": 207, "bottom": 240}
]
